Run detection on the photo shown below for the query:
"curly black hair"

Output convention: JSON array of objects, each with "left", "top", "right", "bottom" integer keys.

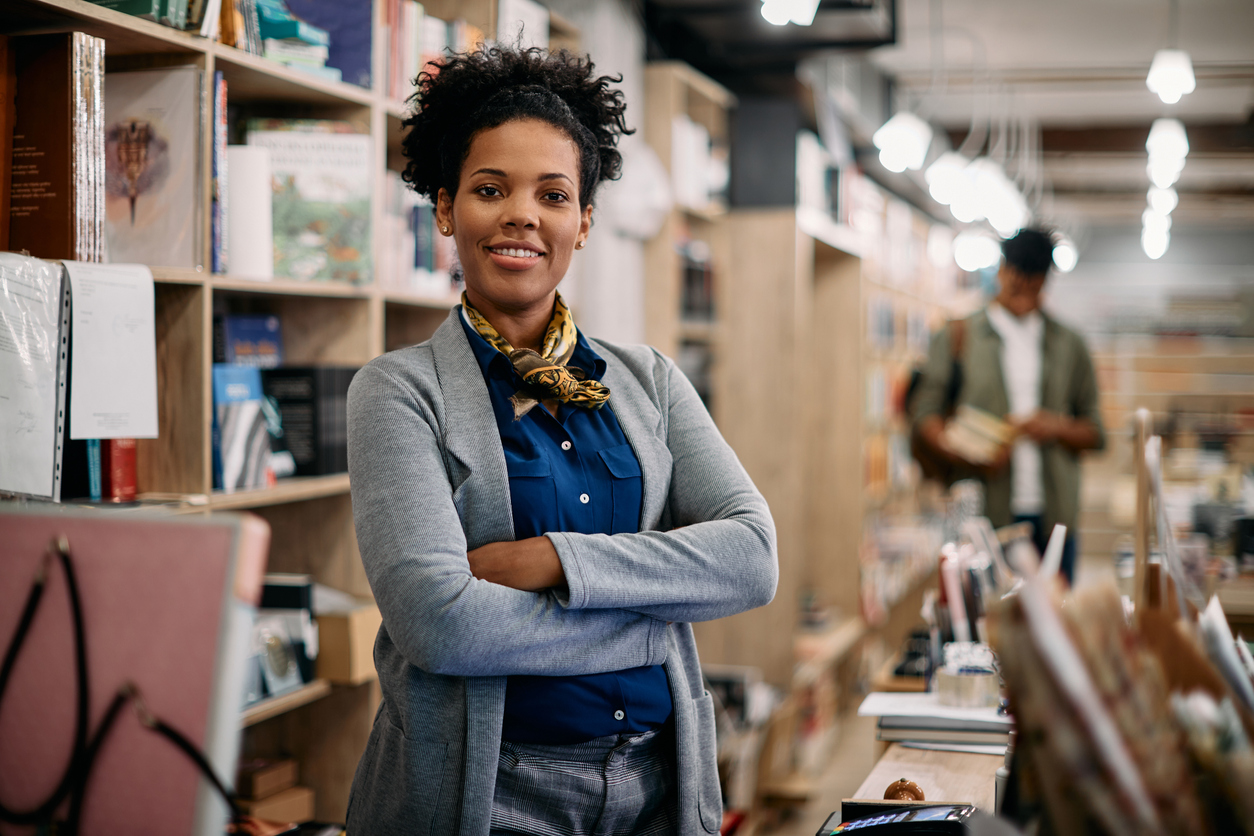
[
  {"left": 400, "top": 46, "right": 632, "bottom": 209},
  {"left": 1002, "top": 227, "right": 1056, "bottom": 276}
]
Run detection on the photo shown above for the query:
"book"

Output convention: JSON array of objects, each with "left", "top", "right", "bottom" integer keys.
[
  {"left": 875, "top": 723, "right": 1011, "bottom": 746},
  {"left": 254, "top": 0, "right": 329, "bottom": 45},
  {"left": 8, "top": 32, "right": 106, "bottom": 262},
  {"left": 212, "top": 364, "right": 273, "bottom": 492},
  {"left": 101, "top": 437, "right": 138, "bottom": 502},
  {"left": 104, "top": 66, "right": 203, "bottom": 268},
  {"left": 0, "top": 36, "right": 14, "bottom": 251},
  {"left": 0, "top": 254, "right": 71, "bottom": 501},
  {"left": 215, "top": 313, "right": 284, "bottom": 367},
  {"left": 211, "top": 70, "right": 228, "bottom": 273},
  {"left": 87, "top": 0, "right": 162, "bottom": 20},
  {"left": 245, "top": 119, "right": 372, "bottom": 283},
  {"left": 282, "top": 0, "right": 374, "bottom": 89},
  {"left": 262, "top": 37, "right": 329, "bottom": 65},
  {"left": 260, "top": 367, "right": 357, "bottom": 476}
]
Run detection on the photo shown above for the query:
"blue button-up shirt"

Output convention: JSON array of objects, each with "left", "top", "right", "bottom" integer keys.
[{"left": 460, "top": 312, "right": 673, "bottom": 744}]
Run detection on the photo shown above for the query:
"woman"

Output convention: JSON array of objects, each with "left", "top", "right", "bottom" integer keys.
[{"left": 346, "top": 45, "right": 777, "bottom": 836}]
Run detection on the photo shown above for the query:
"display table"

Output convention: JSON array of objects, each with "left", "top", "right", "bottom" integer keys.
[{"left": 851, "top": 743, "right": 1002, "bottom": 812}]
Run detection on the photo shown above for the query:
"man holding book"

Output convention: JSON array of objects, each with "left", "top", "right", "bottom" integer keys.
[{"left": 911, "top": 227, "right": 1105, "bottom": 584}]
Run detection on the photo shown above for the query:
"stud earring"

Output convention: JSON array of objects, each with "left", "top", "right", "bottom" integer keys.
[
  {"left": 441, "top": 226, "right": 449, "bottom": 234},
  {"left": 575, "top": 240, "right": 585, "bottom": 250}
]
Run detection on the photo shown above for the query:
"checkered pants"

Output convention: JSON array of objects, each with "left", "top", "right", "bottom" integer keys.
[{"left": 489, "top": 725, "right": 678, "bottom": 836}]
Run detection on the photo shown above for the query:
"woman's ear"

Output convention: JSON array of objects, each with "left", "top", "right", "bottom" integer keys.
[
  {"left": 435, "top": 188, "right": 454, "bottom": 235},
  {"left": 577, "top": 203, "right": 593, "bottom": 247}
]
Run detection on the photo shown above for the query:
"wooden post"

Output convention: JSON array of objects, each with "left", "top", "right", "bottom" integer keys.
[{"left": 1134, "top": 408, "right": 1153, "bottom": 611}]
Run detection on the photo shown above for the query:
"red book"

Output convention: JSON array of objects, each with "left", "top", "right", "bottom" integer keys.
[{"left": 102, "top": 437, "right": 138, "bottom": 502}]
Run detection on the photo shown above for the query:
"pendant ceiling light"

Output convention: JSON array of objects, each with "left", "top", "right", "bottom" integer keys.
[
  {"left": 760, "top": 0, "right": 820, "bottom": 27},
  {"left": 872, "top": 112, "right": 933, "bottom": 173},
  {"left": 1146, "top": 0, "right": 1195, "bottom": 104},
  {"left": 1147, "top": 49, "right": 1196, "bottom": 104}
]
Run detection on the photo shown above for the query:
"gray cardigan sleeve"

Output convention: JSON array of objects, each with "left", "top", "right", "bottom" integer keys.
[
  {"left": 347, "top": 360, "right": 668, "bottom": 678},
  {"left": 547, "top": 351, "right": 778, "bottom": 623}
]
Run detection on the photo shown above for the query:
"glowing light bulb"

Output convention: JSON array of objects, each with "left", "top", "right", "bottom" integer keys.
[{"left": 1146, "top": 49, "right": 1196, "bottom": 104}]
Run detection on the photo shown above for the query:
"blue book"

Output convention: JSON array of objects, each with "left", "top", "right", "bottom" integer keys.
[
  {"left": 282, "top": 0, "right": 373, "bottom": 89},
  {"left": 221, "top": 313, "right": 284, "bottom": 367},
  {"left": 211, "top": 365, "right": 271, "bottom": 492},
  {"left": 255, "top": 0, "right": 329, "bottom": 46}
]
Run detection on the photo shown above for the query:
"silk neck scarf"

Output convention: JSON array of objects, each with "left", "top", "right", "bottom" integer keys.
[{"left": 461, "top": 292, "right": 611, "bottom": 420}]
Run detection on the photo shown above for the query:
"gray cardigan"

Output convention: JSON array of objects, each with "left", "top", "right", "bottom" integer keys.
[{"left": 345, "top": 309, "right": 778, "bottom": 835}]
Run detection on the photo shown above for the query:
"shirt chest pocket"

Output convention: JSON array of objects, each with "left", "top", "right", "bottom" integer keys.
[
  {"left": 508, "top": 457, "right": 556, "bottom": 539},
  {"left": 598, "top": 444, "right": 643, "bottom": 535}
]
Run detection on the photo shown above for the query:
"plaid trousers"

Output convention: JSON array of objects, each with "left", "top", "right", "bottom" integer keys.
[{"left": 489, "top": 725, "right": 678, "bottom": 836}]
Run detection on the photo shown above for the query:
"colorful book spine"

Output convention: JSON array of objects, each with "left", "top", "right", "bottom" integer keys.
[{"left": 211, "top": 70, "right": 228, "bottom": 273}]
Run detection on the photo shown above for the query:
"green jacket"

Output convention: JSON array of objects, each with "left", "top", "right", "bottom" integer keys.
[{"left": 910, "top": 308, "right": 1105, "bottom": 531}]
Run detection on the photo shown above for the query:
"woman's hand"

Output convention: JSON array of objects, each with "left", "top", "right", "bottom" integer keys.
[{"left": 467, "top": 536, "right": 567, "bottom": 591}]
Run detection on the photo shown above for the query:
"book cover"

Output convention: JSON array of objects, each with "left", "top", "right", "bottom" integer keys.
[
  {"left": 245, "top": 119, "right": 372, "bottom": 283},
  {"left": 104, "top": 66, "right": 202, "bottom": 268},
  {"left": 8, "top": 33, "right": 106, "bottom": 263},
  {"left": 282, "top": 0, "right": 374, "bottom": 89},
  {"left": 254, "top": 0, "right": 329, "bottom": 45},
  {"left": 220, "top": 313, "right": 284, "bottom": 367},
  {"left": 212, "top": 364, "right": 272, "bottom": 492},
  {"left": 261, "top": 367, "right": 357, "bottom": 476}
]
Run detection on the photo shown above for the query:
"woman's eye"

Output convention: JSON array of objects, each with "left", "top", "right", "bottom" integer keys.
[
  {"left": 476, "top": 185, "right": 500, "bottom": 197},
  {"left": 544, "top": 191, "right": 568, "bottom": 202}
]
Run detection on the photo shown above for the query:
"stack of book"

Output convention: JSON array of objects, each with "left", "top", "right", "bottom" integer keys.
[
  {"left": 256, "top": 0, "right": 339, "bottom": 83},
  {"left": 380, "top": 2, "right": 483, "bottom": 101},
  {"left": 942, "top": 404, "right": 1016, "bottom": 466},
  {"left": 88, "top": 0, "right": 223, "bottom": 39},
  {"left": 858, "top": 691, "right": 1013, "bottom": 753},
  {"left": 379, "top": 170, "right": 456, "bottom": 298}
]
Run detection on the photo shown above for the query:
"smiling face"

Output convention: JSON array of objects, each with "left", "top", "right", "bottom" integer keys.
[{"left": 436, "top": 118, "right": 592, "bottom": 342}]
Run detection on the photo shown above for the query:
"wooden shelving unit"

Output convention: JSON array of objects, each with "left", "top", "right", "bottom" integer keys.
[{"left": 2, "top": 0, "right": 569, "bottom": 821}]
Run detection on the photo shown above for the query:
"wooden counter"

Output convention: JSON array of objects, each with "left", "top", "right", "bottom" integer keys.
[{"left": 852, "top": 743, "right": 1002, "bottom": 812}]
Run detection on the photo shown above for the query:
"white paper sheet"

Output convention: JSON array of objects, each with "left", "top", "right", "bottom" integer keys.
[
  {"left": 900, "top": 741, "right": 1008, "bottom": 756},
  {"left": 857, "top": 692, "right": 1012, "bottom": 726},
  {"left": 64, "top": 261, "right": 158, "bottom": 439},
  {"left": 0, "top": 253, "right": 67, "bottom": 497}
]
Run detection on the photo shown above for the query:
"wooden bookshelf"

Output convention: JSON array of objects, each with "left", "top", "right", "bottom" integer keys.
[
  {"left": 241, "top": 679, "right": 333, "bottom": 728},
  {"left": 1, "top": 0, "right": 580, "bottom": 822}
]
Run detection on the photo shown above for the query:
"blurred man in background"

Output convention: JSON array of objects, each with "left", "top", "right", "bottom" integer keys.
[{"left": 911, "top": 227, "right": 1105, "bottom": 584}]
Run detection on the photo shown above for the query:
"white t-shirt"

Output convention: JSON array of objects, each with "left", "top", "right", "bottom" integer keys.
[{"left": 986, "top": 302, "right": 1044, "bottom": 515}]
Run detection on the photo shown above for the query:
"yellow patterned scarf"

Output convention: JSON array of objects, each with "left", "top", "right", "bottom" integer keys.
[{"left": 461, "top": 292, "right": 611, "bottom": 420}]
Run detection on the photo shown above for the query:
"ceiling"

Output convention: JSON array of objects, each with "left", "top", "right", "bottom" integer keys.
[{"left": 642, "top": 0, "right": 1254, "bottom": 229}]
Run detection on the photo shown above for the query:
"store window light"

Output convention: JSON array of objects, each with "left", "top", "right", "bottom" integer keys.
[
  {"left": 1146, "top": 49, "right": 1196, "bottom": 104},
  {"left": 760, "top": 0, "right": 820, "bottom": 26},
  {"left": 873, "top": 112, "right": 933, "bottom": 173}
]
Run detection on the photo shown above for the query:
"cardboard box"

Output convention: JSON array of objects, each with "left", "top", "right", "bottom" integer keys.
[
  {"left": 237, "top": 758, "right": 298, "bottom": 800},
  {"left": 238, "top": 785, "right": 315, "bottom": 823},
  {"left": 316, "top": 603, "right": 381, "bottom": 685}
]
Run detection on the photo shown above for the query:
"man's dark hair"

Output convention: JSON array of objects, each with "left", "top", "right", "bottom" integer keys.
[
  {"left": 1001, "top": 227, "right": 1056, "bottom": 277},
  {"left": 400, "top": 45, "right": 632, "bottom": 209}
]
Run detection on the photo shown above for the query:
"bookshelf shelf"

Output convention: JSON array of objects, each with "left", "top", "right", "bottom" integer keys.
[
  {"left": 210, "top": 43, "right": 374, "bottom": 107},
  {"left": 381, "top": 290, "right": 460, "bottom": 309},
  {"left": 211, "top": 275, "right": 371, "bottom": 298},
  {"left": 207, "top": 474, "right": 352, "bottom": 511},
  {"left": 240, "top": 678, "right": 333, "bottom": 728},
  {"left": 6, "top": 0, "right": 204, "bottom": 55}
]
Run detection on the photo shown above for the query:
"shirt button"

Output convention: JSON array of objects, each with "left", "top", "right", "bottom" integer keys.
[
  {"left": 579, "top": 493, "right": 590, "bottom": 504},
  {"left": 614, "top": 710, "right": 625, "bottom": 721},
  {"left": 561, "top": 441, "right": 572, "bottom": 451}
]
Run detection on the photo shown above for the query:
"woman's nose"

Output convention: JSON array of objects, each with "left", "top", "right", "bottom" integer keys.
[{"left": 501, "top": 194, "right": 539, "bottom": 228}]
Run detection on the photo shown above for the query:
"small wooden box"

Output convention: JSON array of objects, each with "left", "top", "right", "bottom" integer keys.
[
  {"left": 238, "top": 785, "right": 315, "bottom": 823},
  {"left": 316, "top": 603, "right": 382, "bottom": 685},
  {"left": 237, "top": 758, "right": 298, "bottom": 800}
]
